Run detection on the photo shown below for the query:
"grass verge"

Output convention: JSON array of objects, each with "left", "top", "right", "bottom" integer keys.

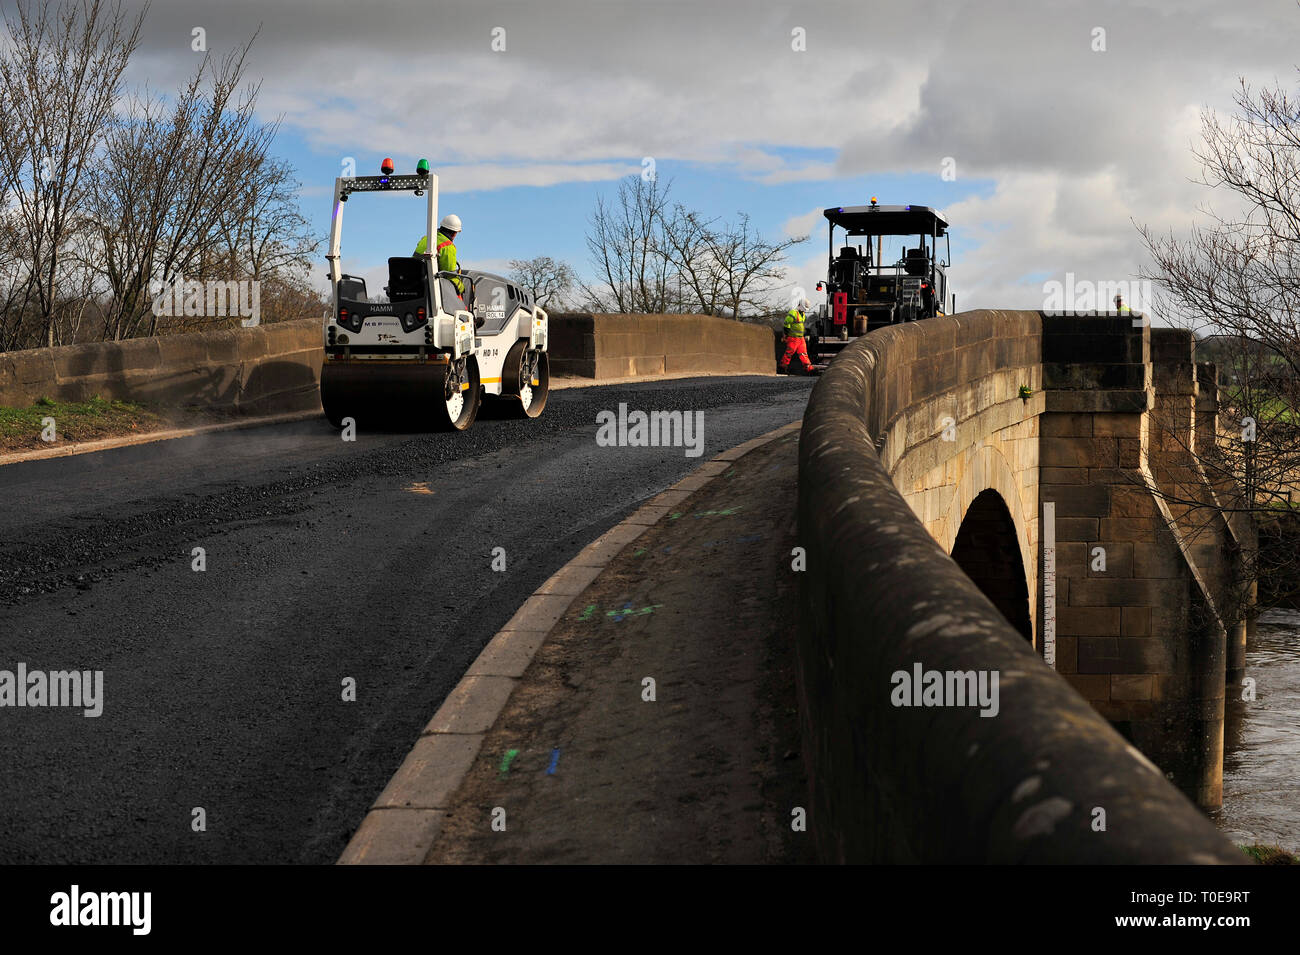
[
  {"left": 0, "top": 396, "right": 178, "bottom": 453},
  {"left": 1241, "top": 843, "right": 1298, "bottom": 864}
]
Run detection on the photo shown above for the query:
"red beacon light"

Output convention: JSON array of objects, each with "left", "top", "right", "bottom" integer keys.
[{"left": 380, "top": 157, "right": 394, "bottom": 175}]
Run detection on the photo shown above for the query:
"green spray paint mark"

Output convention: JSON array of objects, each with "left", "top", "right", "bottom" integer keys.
[
  {"left": 634, "top": 548, "right": 646, "bottom": 557},
  {"left": 499, "top": 749, "right": 520, "bottom": 775},
  {"left": 606, "top": 604, "right": 663, "bottom": 620},
  {"left": 579, "top": 602, "right": 665, "bottom": 622},
  {"left": 695, "top": 506, "right": 743, "bottom": 517},
  {"left": 669, "top": 512, "right": 682, "bottom": 520}
]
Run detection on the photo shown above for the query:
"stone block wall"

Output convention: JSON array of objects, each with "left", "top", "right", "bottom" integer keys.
[
  {"left": 1040, "top": 315, "right": 1227, "bottom": 808},
  {"left": 547, "top": 313, "right": 775, "bottom": 379},
  {"left": 870, "top": 311, "right": 1045, "bottom": 645},
  {"left": 794, "top": 310, "right": 1242, "bottom": 862},
  {"left": 0, "top": 318, "right": 323, "bottom": 414},
  {"left": 1, "top": 312, "right": 776, "bottom": 414}
]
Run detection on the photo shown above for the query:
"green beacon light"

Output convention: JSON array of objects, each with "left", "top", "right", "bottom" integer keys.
[{"left": 416, "top": 158, "right": 429, "bottom": 177}]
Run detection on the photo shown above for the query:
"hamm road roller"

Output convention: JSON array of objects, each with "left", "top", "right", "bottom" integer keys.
[{"left": 321, "top": 158, "right": 549, "bottom": 430}]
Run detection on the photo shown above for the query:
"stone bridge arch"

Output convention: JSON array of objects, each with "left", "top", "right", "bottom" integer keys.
[
  {"left": 950, "top": 488, "right": 1033, "bottom": 640},
  {"left": 880, "top": 347, "right": 1043, "bottom": 649},
  {"left": 935, "top": 442, "right": 1037, "bottom": 643}
]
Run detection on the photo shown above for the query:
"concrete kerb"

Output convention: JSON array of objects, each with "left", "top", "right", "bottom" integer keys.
[{"left": 336, "top": 417, "right": 804, "bottom": 865}]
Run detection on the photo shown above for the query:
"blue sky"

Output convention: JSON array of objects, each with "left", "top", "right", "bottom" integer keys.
[{"left": 291, "top": 129, "right": 990, "bottom": 304}]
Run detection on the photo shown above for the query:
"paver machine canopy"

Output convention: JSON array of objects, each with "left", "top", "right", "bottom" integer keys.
[{"left": 811, "top": 199, "right": 952, "bottom": 362}]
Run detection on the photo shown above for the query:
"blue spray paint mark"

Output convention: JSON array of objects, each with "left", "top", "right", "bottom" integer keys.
[
  {"left": 546, "top": 748, "right": 561, "bottom": 775},
  {"left": 610, "top": 602, "right": 635, "bottom": 622}
]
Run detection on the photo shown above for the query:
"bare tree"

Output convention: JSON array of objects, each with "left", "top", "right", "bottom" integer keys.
[
  {"left": 84, "top": 38, "right": 279, "bottom": 339},
  {"left": 0, "top": 0, "right": 144, "bottom": 346},
  {"left": 0, "top": 199, "right": 38, "bottom": 350},
  {"left": 216, "top": 154, "right": 318, "bottom": 287},
  {"left": 714, "top": 212, "right": 806, "bottom": 319},
  {"left": 142, "top": 41, "right": 274, "bottom": 336},
  {"left": 659, "top": 204, "right": 726, "bottom": 315},
  {"left": 582, "top": 175, "right": 806, "bottom": 319},
  {"left": 580, "top": 175, "right": 675, "bottom": 313},
  {"left": 0, "top": 4, "right": 321, "bottom": 348},
  {"left": 1139, "top": 76, "right": 1300, "bottom": 608},
  {"left": 507, "top": 256, "right": 575, "bottom": 309}
]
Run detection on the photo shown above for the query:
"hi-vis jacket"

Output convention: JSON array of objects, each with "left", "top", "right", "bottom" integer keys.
[
  {"left": 784, "top": 307, "right": 807, "bottom": 338},
  {"left": 414, "top": 230, "right": 464, "bottom": 294}
]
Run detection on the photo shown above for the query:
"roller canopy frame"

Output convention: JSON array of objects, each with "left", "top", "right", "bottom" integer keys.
[{"left": 328, "top": 171, "right": 441, "bottom": 318}]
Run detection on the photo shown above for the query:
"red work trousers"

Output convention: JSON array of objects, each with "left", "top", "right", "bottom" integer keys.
[{"left": 780, "top": 335, "right": 812, "bottom": 369}]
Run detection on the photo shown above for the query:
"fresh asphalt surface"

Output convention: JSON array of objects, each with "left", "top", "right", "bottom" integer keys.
[{"left": 0, "top": 375, "right": 813, "bottom": 863}]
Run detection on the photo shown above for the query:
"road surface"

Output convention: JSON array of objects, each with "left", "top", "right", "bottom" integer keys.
[{"left": 0, "top": 375, "right": 812, "bottom": 863}]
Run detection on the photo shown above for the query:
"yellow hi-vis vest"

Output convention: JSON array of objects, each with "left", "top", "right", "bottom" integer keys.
[
  {"left": 784, "top": 308, "right": 806, "bottom": 338},
  {"left": 414, "top": 231, "right": 464, "bottom": 294}
]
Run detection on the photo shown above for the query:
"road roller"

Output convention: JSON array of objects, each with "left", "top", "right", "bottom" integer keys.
[{"left": 320, "top": 158, "right": 550, "bottom": 431}]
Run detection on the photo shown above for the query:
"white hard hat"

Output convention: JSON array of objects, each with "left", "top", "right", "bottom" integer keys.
[
  {"left": 440, "top": 214, "right": 462, "bottom": 232},
  {"left": 800, "top": 298, "right": 811, "bottom": 310}
]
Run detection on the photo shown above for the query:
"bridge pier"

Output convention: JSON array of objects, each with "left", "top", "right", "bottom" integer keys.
[
  {"left": 1194, "top": 359, "right": 1253, "bottom": 687},
  {"left": 1040, "top": 317, "right": 1231, "bottom": 809}
]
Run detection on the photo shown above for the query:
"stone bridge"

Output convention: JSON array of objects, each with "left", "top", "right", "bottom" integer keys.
[{"left": 796, "top": 309, "right": 1247, "bottom": 862}]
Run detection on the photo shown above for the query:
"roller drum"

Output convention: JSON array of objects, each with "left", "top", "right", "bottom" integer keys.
[{"left": 320, "top": 359, "right": 479, "bottom": 431}]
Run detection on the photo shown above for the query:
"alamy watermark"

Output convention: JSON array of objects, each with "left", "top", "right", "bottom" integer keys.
[
  {"left": 0, "top": 664, "right": 103, "bottom": 717},
  {"left": 1042, "top": 272, "right": 1151, "bottom": 321},
  {"left": 50, "top": 885, "right": 150, "bottom": 935},
  {"left": 890, "top": 662, "right": 1000, "bottom": 717},
  {"left": 596, "top": 403, "right": 704, "bottom": 458},
  {"left": 150, "top": 273, "right": 260, "bottom": 327}
]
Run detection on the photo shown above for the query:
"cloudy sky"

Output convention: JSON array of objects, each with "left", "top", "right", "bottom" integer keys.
[{"left": 118, "top": 0, "right": 1300, "bottom": 312}]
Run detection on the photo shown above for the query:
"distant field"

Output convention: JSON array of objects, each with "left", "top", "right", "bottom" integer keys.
[{"left": 1222, "top": 387, "right": 1299, "bottom": 425}]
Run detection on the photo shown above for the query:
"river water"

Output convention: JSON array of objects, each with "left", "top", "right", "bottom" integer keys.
[{"left": 1212, "top": 608, "right": 1300, "bottom": 853}]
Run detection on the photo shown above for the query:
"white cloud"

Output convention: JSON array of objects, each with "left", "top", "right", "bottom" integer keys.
[
  {"left": 436, "top": 163, "right": 637, "bottom": 193},
  {"left": 121, "top": 0, "right": 1300, "bottom": 310},
  {"left": 943, "top": 171, "right": 1153, "bottom": 311},
  {"left": 780, "top": 248, "right": 833, "bottom": 312},
  {"left": 782, "top": 206, "right": 827, "bottom": 239}
]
